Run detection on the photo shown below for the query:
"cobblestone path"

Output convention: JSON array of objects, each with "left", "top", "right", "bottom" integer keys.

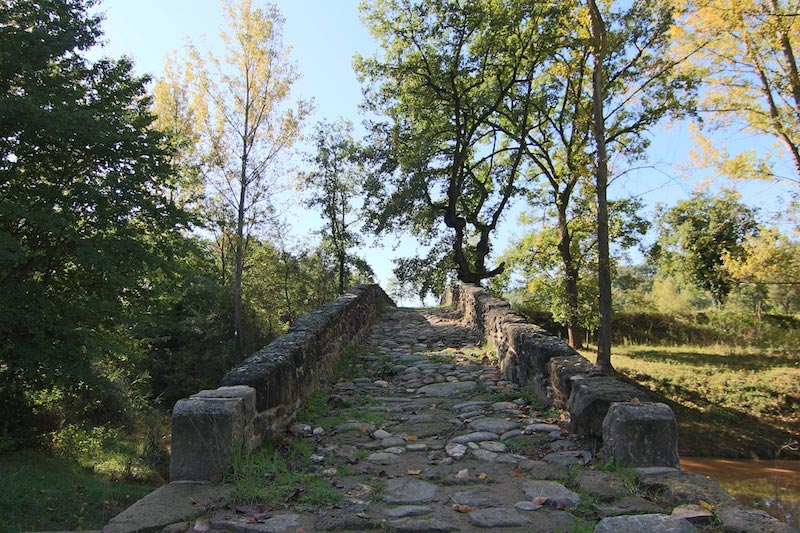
[{"left": 198, "top": 307, "right": 741, "bottom": 532}]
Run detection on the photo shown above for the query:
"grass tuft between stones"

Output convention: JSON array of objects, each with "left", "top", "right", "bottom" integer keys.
[{"left": 226, "top": 442, "right": 345, "bottom": 510}]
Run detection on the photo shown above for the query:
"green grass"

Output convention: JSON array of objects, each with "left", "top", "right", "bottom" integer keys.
[
  {"left": 583, "top": 344, "right": 800, "bottom": 458},
  {"left": 227, "top": 442, "right": 344, "bottom": 510},
  {"left": 332, "top": 346, "right": 365, "bottom": 380},
  {"left": 0, "top": 450, "right": 156, "bottom": 532}
]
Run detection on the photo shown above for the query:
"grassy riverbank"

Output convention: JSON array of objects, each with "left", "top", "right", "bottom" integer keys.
[{"left": 581, "top": 344, "right": 800, "bottom": 459}]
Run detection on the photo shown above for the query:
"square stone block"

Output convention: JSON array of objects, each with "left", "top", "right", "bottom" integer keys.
[
  {"left": 170, "top": 388, "right": 253, "bottom": 482},
  {"left": 567, "top": 376, "right": 650, "bottom": 436},
  {"left": 601, "top": 402, "right": 680, "bottom": 469}
]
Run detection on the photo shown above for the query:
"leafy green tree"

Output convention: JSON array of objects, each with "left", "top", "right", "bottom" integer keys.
[
  {"left": 152, "top": 51, "right": 204, "bottom": 212},
  {"left": 653, "top": 190, "right": 759, "bottom": 306},
  {"left": 137, "top": 239, "right": 235, "bottom": 408},
  {"left": 724, "top": 226, "right": 800, "bottom": 315},
  {"left": 502, "top": 192, "right": 648, "bottom": 347},
  {"left": 485, "top": 0, "right": 592, "bottom": 348},
  {"left": 356, "top": 0, "right": 563, "bottom": 286},
  {"left": 301, "top": 119, "right": 374, "bottom": 294},
  {"left": 0, "top": 0, "right": 190, "bottom": 435},
  {"left": 242, "top": 240, "right": 340, "bottom": 345}
]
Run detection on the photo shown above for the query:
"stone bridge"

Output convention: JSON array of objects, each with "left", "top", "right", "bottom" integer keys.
[{"left": 105, "top": 284, "right": 794, "bottom": 533}]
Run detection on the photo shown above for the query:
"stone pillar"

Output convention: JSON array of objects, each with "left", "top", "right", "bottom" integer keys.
[
  {"left": 170, "top": 386, "right": 257, "bottom": 482},
  {"left": 601, "top": 402, "right": 680, "bottom": 469}
]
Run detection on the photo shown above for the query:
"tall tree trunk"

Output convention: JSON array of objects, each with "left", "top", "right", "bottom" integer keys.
[
  {"left": 589, "top": 0, "right": 613, "bottom": 370},
  {"left": 557, "top": 199, "right": 584, "bottom": 349},
  {"left": 338, "top": 250, "right": 346, "bottom": 295},
  {"left": 234, "top": 182, "right": 245, "bottom": 359}
]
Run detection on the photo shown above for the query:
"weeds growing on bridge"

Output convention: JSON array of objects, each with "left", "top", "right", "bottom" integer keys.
[{"left": 226, "top": 441, "right": 345, "bottom": 510}]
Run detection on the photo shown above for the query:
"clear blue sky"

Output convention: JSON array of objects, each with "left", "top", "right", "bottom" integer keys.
[{"left": 91, "top": 0, "right": 796, "bottom": 298}]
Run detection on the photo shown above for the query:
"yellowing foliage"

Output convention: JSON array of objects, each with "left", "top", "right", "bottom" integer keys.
[{"left": 675, "top": 0, "right": 800, "bottom": 184}]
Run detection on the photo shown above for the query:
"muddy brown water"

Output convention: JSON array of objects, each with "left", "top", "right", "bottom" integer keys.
[{"left": 680, "top": 457, "right": 800, "bottom": 528}]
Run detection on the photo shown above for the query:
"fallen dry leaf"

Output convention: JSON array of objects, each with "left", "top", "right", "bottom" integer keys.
[
  {"left": 533, "top": 496, "right": 548, "bottom": 505},
  {"left": 407, "top": 435, "right": 417, "bottom": 441},
  {"left": 452, "top": 503, "right": 472, "bottom": 513},
  {"left": 477, "top": 472, "right": 488, "bottom": 480},
  {"left": 699, "top": 500, "right": 716, "bottom": 511},
  {"left": 509, "top": 468, "right": 523, "bottom": 478}
]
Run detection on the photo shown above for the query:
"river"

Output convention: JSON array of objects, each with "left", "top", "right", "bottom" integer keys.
[{"left": 680, "top": 457, "right": 800, "bottom": 528}]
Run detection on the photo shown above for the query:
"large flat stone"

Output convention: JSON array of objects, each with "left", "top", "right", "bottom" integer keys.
[
  {"left": 467, "top": 508, "right": 530, "bottom": 528},
  {"left": 637, "top": 471, "right": 735, "bottom": 506},
  {"left": 594, "top": 513, "right": 696, "bottom": 532},
  {"left": 575, "top": 470, "right": 629, "bottom": 501},
  {"left": 450, "top": 431, "right": 499, "bottom": 444},
  {"left": 416, "top": 381, "right": 478, "bottom": 397},
  {"left": 717, "top": 503, "right": 797, "bottom": 533},
  {"left": 383, "top": 479, "right": 438, "bottom": 504},
  {"left": 384, "top": 506, "right": 433, "bottom": 518},
  {"left": 314, "top": 510, "right": 382, "bottom": 531},
  {"left": 211, "top": 513, "right": 306, "bottom": 532},
  {"left": 467, "top": 417, "right": 519, "bottom": 434},
  {"left": 523, "top": 480, "right": 581, "bottom": 507},
  {"left": 450, "top": 488, "right": 501, "bottom": 508},
  {"left": 594, "top": 495, "right": 664, "bottom": 517},
  {"left": 103, "top": 482, "right": 233, "bottom": 533},
  {"left": 386, "top": 518, "right": 458, "bottom": 532}
]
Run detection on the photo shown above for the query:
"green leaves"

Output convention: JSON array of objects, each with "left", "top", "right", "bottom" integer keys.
[
  {"left": 301, "top": 119, "right": 374, "bottom": 294},
  {"left": 654, "top": 190, "right": 759, "bottom": 306},
  {"left": 0, "top": 0, "right": 191, "bottom": 432},
  {"left": 358, "top": 0, "right": 565, "bottom": 283}
]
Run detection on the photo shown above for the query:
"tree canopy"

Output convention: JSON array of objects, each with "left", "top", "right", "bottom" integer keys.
[
  {"left": 652, "top": 190, "right": 759, "bottom": 306},
  {"left": 0, "top": 0, "right": 190, "bottom": 428},
  {"left": 356, "top": 0, "right": 566, "bottom": 289},
  {"left": 677, "top": 0, "right": 800, "bottom": 186}
]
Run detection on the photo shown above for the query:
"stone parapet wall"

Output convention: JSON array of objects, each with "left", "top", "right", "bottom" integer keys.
[
  {"left": 170, "top": 284, "right": 394, "bottom": 482},
  {"left": 443, "top": 283, "right": 679, "bottom": 469}
]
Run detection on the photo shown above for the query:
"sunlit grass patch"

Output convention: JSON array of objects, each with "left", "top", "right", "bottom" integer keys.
[
  {"left": 586, "top": 344, "right": 800, "bottom": 457},
  {"left": 0, "top": 450, "right": 155, "bottom": 532}
]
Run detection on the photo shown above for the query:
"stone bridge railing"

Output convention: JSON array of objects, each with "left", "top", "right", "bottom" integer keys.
[
  {"left": 444, "top": 283, "right": 680, "bottom": 470},
  {"left": 169, "top": 284, "right": 394, "bottom": 482},
  {"left": 169, "top": 281, "right": 679, "bottom": 482}
]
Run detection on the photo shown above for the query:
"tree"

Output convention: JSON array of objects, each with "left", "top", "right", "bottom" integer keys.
[
  {"left": 676, "top": 0, "right": 800, "bottom": 186},
  {"left": 0, "top": 0, "right": 190, "bottom": 434},
  {"left": 184, "top": 0, "right": 310, "bottom": 356},
  {"left": 502, "top": 192, "right": 648, "bottom": 347},
  {"left": 588, "top": 0, "right": 613, "bottom": 368},
  {"left": 301, "top": 119, "right": 373, "bottom": 295},
  {"left": 653, "top": 190, "right": 759, "bottom": 306},
  {"left": 490, "top": 0, "right": 592, "bottom": 349},
  {"left": 723, "top": 226, "right": 800, "bottom": 315},
  {"left": 356, "top": 0, "right": 563, "bottom": 287},
  {"left": 152, "top": 52, "right": 204, "bottom": 212},
  {"left": 584, "top": 0, "right": 698, "bottom": 368}
]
